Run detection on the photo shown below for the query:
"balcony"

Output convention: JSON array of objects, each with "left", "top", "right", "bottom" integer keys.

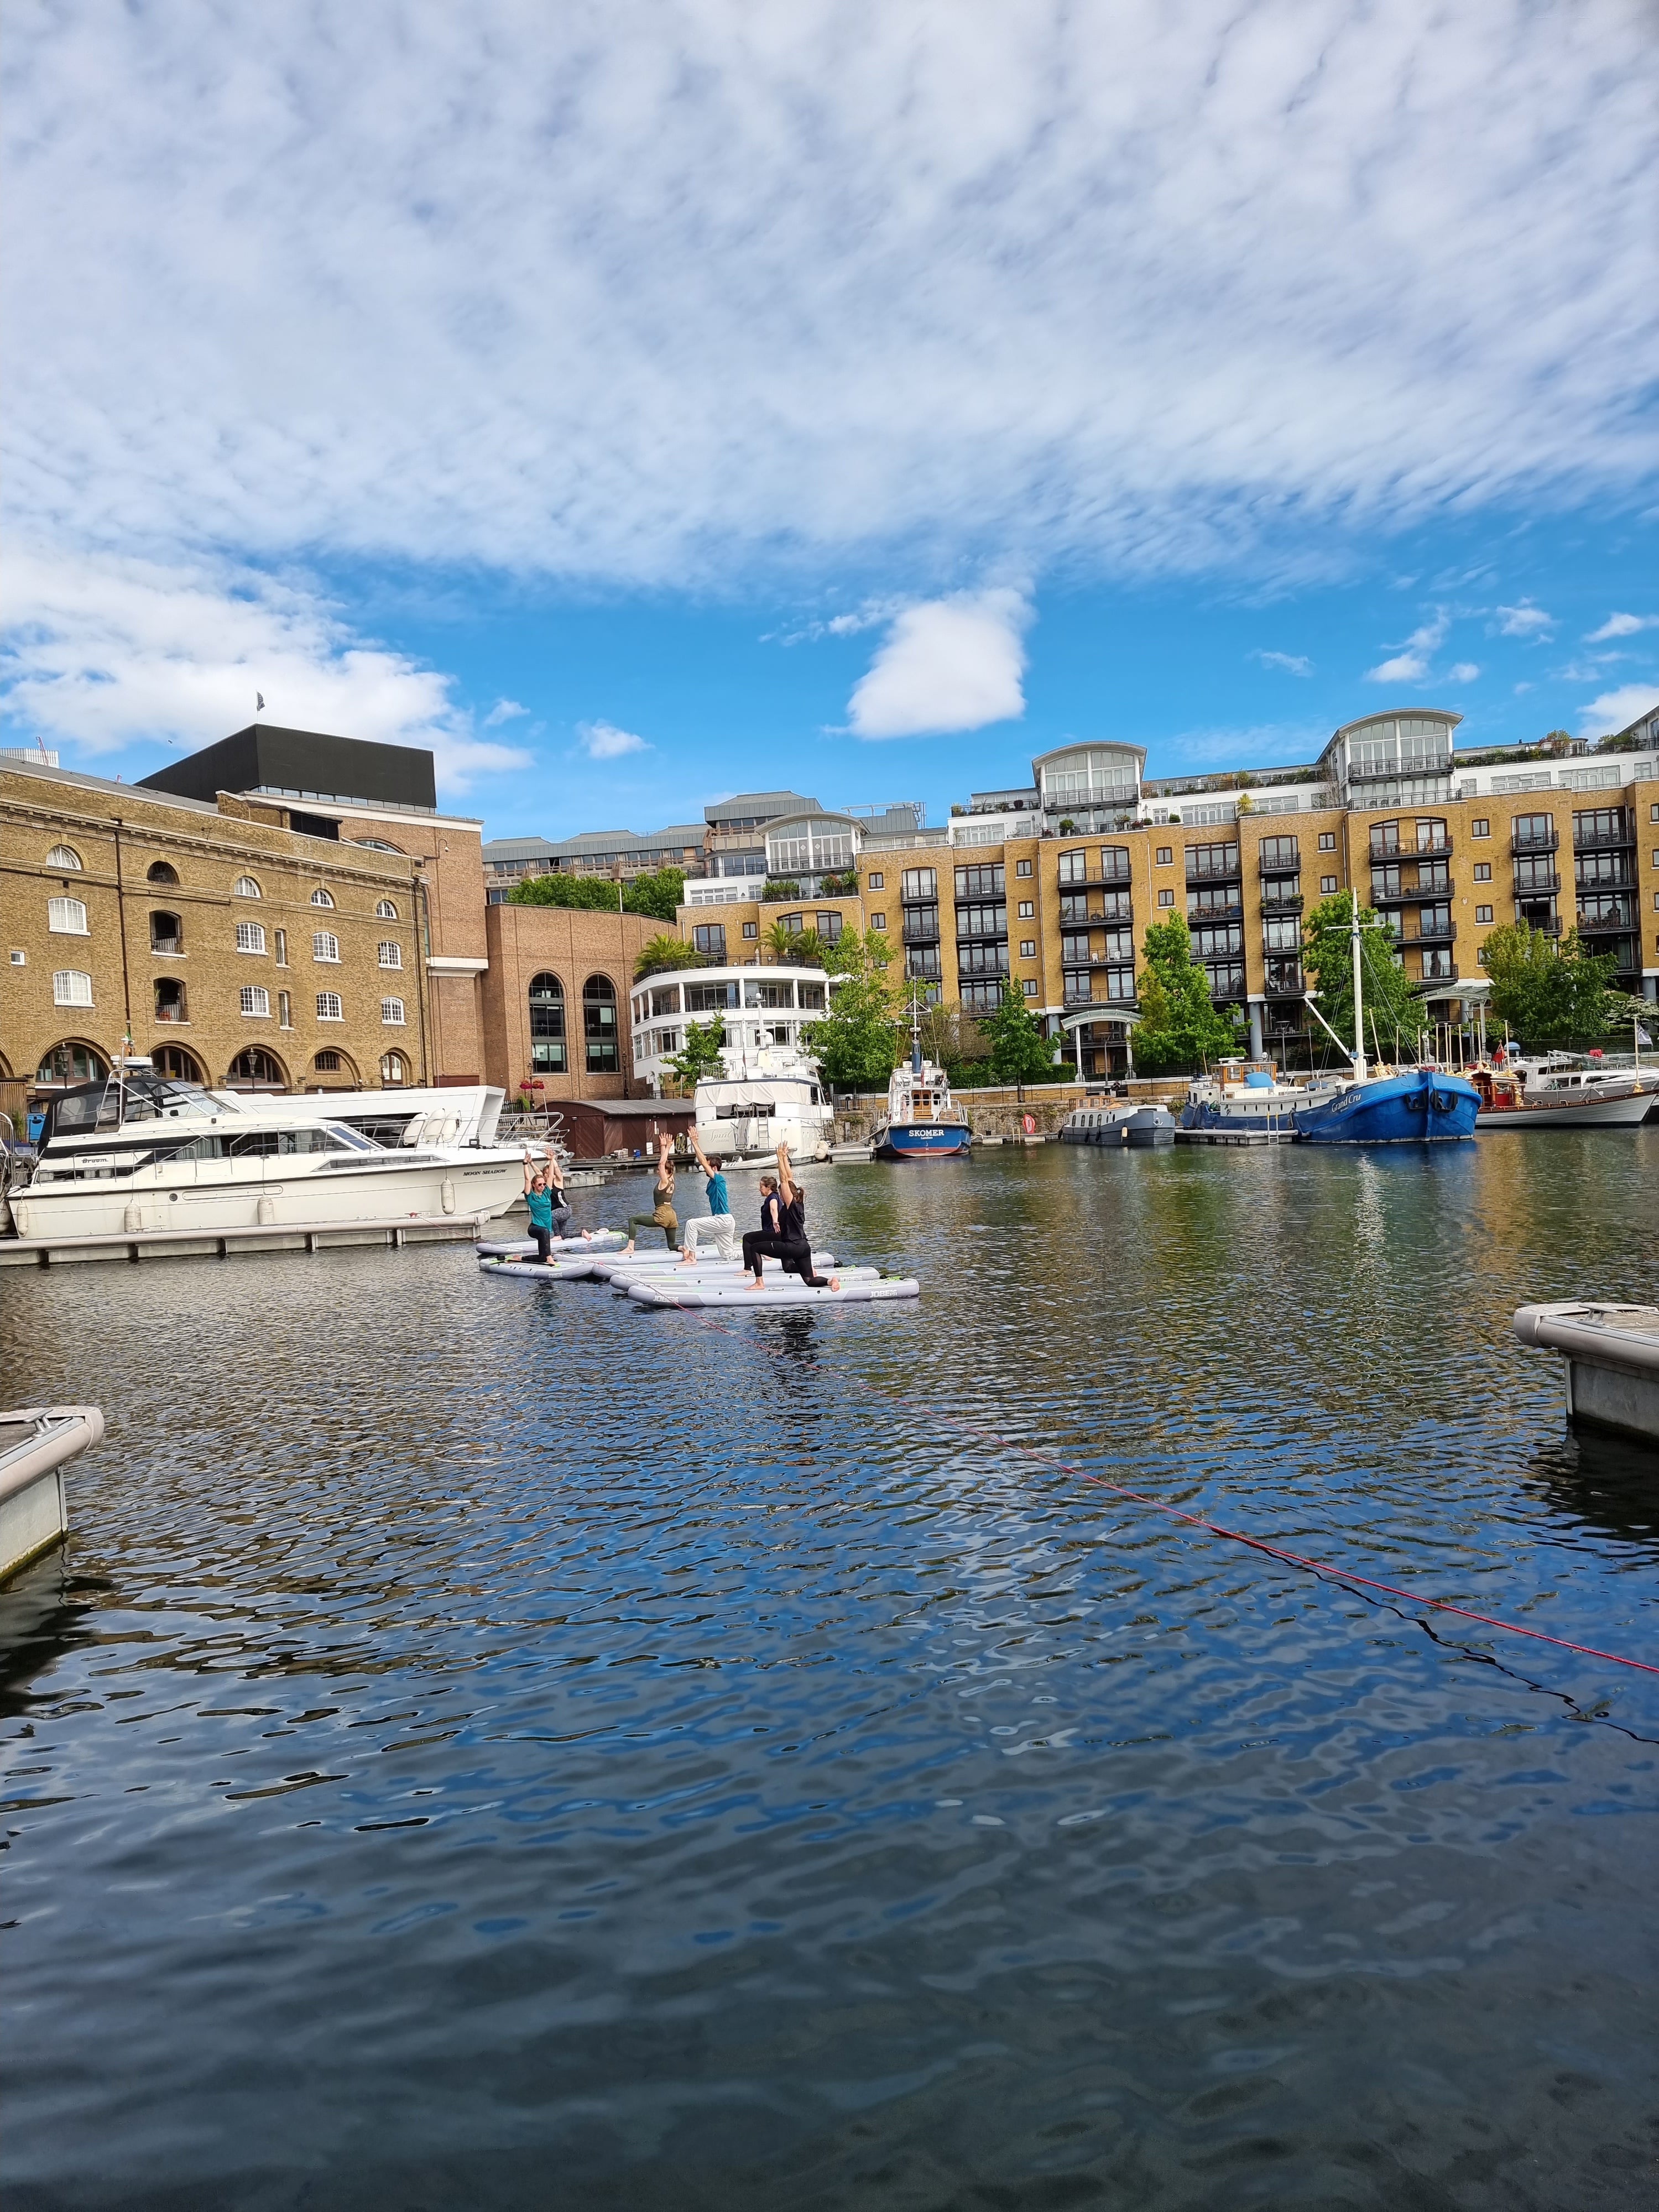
[
  {"left": 1515, "top": 910, "right": 1562, "bottom": 936},
  {"left": 1370, "top": 875, "right": 1453, "bottom": 906},
  {"left": 1063, "top": 987, "right": 1138, "bottom": 1011},
  {"left": 1203, "top": 966, "right": 1249, "bottom": 1002},
  {"left": 1264, "top": 964, "right": 1305, "bottom": 997},
  {"left": 1186, "top": 855, "right": 1242, "bottom": 886},
  {"left": 1187, "top": 896, "right": 1244, "bottom": 923},
  {"left": 1417, "top": 958, "right": 1459, "bottom": 985},
  {"left": 1259, "top": 891, "right": 1304, "bottom": 917},
  {"left": 1057, "top": 866, "right": 1134, "bottom": 893},
  {"left": 1572, "top": 821, "right": 1635, "bottom": 852},
  {"left": 1511, "top": 869, "right": 1562, "bottom": 896},
  {"left": 1257, "top": 850, "right": 1301, "bottom": 877},
  {"left": 1576, "top": 909, "right": 1636, "bottom": 937},
  {"left": 900, "top": 915, "right": 940, "bottom": 946},
  {"left": 1371, "top": 833, "right": 1454, "bottom": 861},
  {"left": 1392, "top": 917, "right": 1457, "bottom": 947},
  {"left": 1510, "top": 826, "right": 1559, "bottom": 855}
]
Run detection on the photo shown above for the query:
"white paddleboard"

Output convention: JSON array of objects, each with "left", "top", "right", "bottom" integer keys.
[
  {"left": 609, "top": 1263, "right": 880, "bottom": 1293},
  {"left": 476, "top": 1230, "right": 625, "bottom": 1258},
  {"left": 478, "top": 1255, "right": 598, "bottom": 1282},
  {"left": 588, "top": 1248, "right": 837, "bottom": 1279},
  {"left": 630, "top": 1276, "right": 920, "bottom": 1308}
]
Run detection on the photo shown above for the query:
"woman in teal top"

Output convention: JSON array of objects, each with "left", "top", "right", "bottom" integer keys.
[{"left": 522, "top": 1149, "right": 572, "bottom": 1261}]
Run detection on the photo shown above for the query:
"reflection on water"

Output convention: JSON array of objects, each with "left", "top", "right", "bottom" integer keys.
[{"left": 2, "top": 1135, "right": 1657, "bottom": 2211}]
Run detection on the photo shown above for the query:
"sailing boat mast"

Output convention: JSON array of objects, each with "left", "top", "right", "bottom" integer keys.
[{"left": 1350, "top": 887, "right": 1367, "bottom": 1084}]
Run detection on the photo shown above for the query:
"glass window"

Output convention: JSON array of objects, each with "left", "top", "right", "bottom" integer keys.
[
  {"left": 583, "top": 975, "right": 620, "bottom": 1072},
  {"left": 236, "top": 921, "right": 267, "bottom": 953},
  {"left": 528, "top": 972, "right": 567, "bottom": 1074},
  {"left": 313, "top": 931, "right": 340, "bottom": 962},
  {"left": 48, "top": 896, "right": 88, "bottom": 933},
  {"left": 1155, "top": 847, "right": 1172, "bottom": 866},
  {"left": 1259, "top": 835, "right": 1300, "bottom": 868},
  {"left": 378, "top": 941, "right": 402, "bottom": 968},
  {"left": 870, "top": 912, "right": 886, "bottom": 932},
  {"left": 46, "top": 844, "right": 82, "bottom": 870},
  {"left": 380, "top": 1052, "right": 408, "bottom": 1086},
  {"left": 234, "top": 875, "right": 262, "bottom": 898},
  {"left": 278, "top": 992, "right": 291, "bottom": 1027},
  {"left": 1015, "top": 859, "right": 1033, "bottom": 877},
  {"left": 316, "top": 992, "right": 343, "bottom": 1021},
  {"left": 1473, "top": 863, "right": 1491, "bottom": 882},
  {"left": 867, "top": 872, "right": 883, "bottom": 889},
  {"left": 1021, "top": 979, "right": 1039, "bottom": 997},
  {"left": 1475, "top": 904, "right": 1494, "bottom": 924},
  {"left": 1318, "top": 832, "right": 1337, "bottom": 851},
  {"left": 954, "top": 863, "right": 1005, "bottom": 898},
  {"left": 375, "top": 899, "right": 399, "bottom": 919},
  {"left": 1019, "top": 940, "right": 1036, "bottom": 959},
  {"left": 815, "top": 911, "right": 843, "bottom": 943},
  {"left": 147, "top": 860, "right": 178, "bottom": 885},
  {"left": 742, "top": 920, "right": 758, "bottom": 938},
  {"left": 1157, "top": 887, "right": 1174, "bottom": 907},
  {"left": 692, "top": 922, "right": 726, "bottom": 958},
  {"left": 1057, "top": 849, "right": 1087, "bottom": 885},
  {"left": 275, "top": 929, "right": 288, "bottom": 966},
  {"left": 901, "top": 868, "right": 937, "bottom": 901},
  {"left": 229, "top": 1047, "right": 285, "bottom": 1087},
  {"left": 380, "top": 998, "right": 406, "bottom": 1025},
  {"left": 240, "top": 985, "right": 270, "bottom": 1016},
  {"left": 1471, "top": 818, "right": 1490, "bottom": 838},
  {"left": 1017, "top": 900, "right": 1034, "bottom": 919},
  {"left": 53, "top": 969, "right": 93, "bottom": 1006},
  {"left": 1321, "top": 875, "right": 1338, "bottom": 894},
  {"left": 310, "top": 887, "right": 335, "bottom": 907},
  {"left": 314, "top": 1050, "right": 342, "bottom": 1072}
]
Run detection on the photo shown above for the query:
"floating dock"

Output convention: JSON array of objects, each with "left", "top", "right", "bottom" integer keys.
[
  {"left": 0, "top": 1214, "right": 490, "bottom": 1268},
  {"left": 1513, "top": 1302, "right": 1659, "bottom": 1444},
  {"left": 0, "top": 1405, "right": 103, "bottom": 1582}
]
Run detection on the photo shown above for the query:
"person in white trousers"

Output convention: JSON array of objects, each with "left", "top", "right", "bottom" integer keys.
[{"left": 679, "top": 1128, "right": 739, "bottom": 1263}]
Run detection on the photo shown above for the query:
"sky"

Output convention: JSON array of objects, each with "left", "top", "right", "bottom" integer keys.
[{"left": 3, "top": 1, "right": 1657, "bottom": 843}]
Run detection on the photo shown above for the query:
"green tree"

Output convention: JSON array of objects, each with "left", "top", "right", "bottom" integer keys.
[
  {"left": 760, "top": 878, "right": 801, "bottom": 902},
  {"left": 1130, "top": 915, "right": 1238, "bottom": 1074},
  {"left": 1481, "top": 922, "right": 1618, "bottom": 1048},
  {"left": 764, "top": 919, "right": 827, "bottom": 967},
  {"left": 982, "top": 984, "right": 1061, "bottom": 1085},
  {"left": 806, "top": 927, "right": 905, "bottom": 1090},
  {"left": 633, "top": 933, "right": 702, "bottom": 983},
  {"left": 509, "top": 871, "right": 624, "bottom": 911},
  {"left": 622, "top": 866, "right": 685, "bottom": 922},
  {"left": 1301, "top": 890, "right": 1428, "bottom": 1059},
  {"left": 667, "top": 1014, "right": 728, "bottom": 1093}
]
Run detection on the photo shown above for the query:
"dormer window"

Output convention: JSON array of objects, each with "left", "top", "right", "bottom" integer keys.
[{"left": 310, "top": 887, "right": 335, "bottom": 908}]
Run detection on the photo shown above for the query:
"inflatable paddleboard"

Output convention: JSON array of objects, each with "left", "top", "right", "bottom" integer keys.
[
  {"left": 476, "top": 1229, "right": 624, "bottom": 1258},
  {"left": 478, "top": 1255, "right": 598, "bottom": 1282},
  {"left": 630, "top": 1276, "right": 920, "bottom": 1308},
  {"left": 609, "top": 1262, "right": 880, "bottom": 1293},
  {"left": 588, "top": 1248, "right": 837, "bottom": 1279}
]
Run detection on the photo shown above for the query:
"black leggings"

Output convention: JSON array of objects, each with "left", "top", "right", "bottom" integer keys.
[
  {"left": 531, "top": 1204, "right": 571, "bottom": 1263},
  {"left": 742, "top": 1230, "right": 831, "bottom": 1287}
]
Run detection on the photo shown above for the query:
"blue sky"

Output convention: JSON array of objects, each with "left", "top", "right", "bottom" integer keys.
[{"left": 4, "top": 3, "right": 1656, "bottom": 844}]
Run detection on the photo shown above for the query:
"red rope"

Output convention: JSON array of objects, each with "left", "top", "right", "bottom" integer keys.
[{"left": 652, "top": 1291, "right": 1659, "bottom": 1680}]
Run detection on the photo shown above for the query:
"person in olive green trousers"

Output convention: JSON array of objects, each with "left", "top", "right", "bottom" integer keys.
[{"left": 620, "top": 1146, "right": 679, "bottom": 1254}]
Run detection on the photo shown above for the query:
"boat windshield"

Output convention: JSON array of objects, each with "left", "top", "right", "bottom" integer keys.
[
  {"left": 49, "top": 1071, "right": 233, "bottom": 1133},
  {"left": 320, "top": 1121, "right": 382, "bottom": 1151}
]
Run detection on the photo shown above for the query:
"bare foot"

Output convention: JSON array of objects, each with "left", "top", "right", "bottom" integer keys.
[
  {"left": 620, "top": 1240, "right": 634, "bottom": 1258},
  {"left": 829, "top": 1276, "right": 841, "bottom": 1291}
]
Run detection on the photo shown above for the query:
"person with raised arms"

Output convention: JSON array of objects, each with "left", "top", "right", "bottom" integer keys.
[
  {"left": 521, "top": 1147, "right": 572, "bottom": 1262},
  {"left": 620, "top": 1142, "right": 679, "bottom": 1256},
  {"left": 740, "top": 1142, "right": 838, "bottom": 1291},
  {"left": 679, "top": 1129, "right": 738, "bottom": 1265}
]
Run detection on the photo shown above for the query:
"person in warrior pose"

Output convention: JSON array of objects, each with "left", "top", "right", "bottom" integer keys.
[
  {"left": 678, "top": 1129, "right": 738, "bottom": 1264},
  {"left": 621, "top": 1144, "right": 679, "bottom": 1255},
  {"left": 521, "top": 1148, "right": 571, "bottom": 1261},
  {"left": 740, "top": 1142, "right": 838, "bottom": 1290}
]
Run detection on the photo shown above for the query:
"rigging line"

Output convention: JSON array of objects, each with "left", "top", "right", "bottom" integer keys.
[{"left": 655, "top": 1296, "right": 1659, "bottom": 1681}]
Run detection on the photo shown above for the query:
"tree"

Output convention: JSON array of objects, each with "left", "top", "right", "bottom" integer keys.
[
  {"left": 509, "top": 872, "right": 624, "bottom": 912},
  {"left": 1130, "top": 915, "right": 1238, "bottom": 1074},
  {"left": 760, "top": 879, "right": 801, "bottom": 902},
  {"left": 1301, "top": 889, "right": 1429, "bottom": 1059},
  {"left": 1481, "top": 922, "right": 1618, "bottom": 1048},
  {"left": 805, "top": 927, "right": 905, "bottom": 1091},
  {"left": 919, "top": 998, "right": 990, "bottom": 1086},
  {"left": 764, "top": 920, "right": 827, "bottom": 967},
  {"left": 623, "top": 867, "right": 685, "bottom": 922},
  {"left": 633, "top": 934, "right": 702, "bottom": 983},
  {"left": 667, "top": 1014, "right": 728, "bottom": 1093},
  {"left": 982, "top": 984, "right": 1061, "bottom": 1086}
]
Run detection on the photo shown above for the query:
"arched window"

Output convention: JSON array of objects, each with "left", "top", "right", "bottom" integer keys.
[
  {"left": 153, "top": 1044, "right": 204, "bottom": 1083},
  {"left": 313, "top": 1049, "right": 344, "bottom": 1074},
  {"left": 375, "top": 899, "right": 399, "bottom": 920},
  {"left": 154, "top": 977, "right": 189, "bottom": 1024},
  {"left": 528, "top": 971, "right": 566, "bottom": 1074},
  {"left": 35, "top": 1041, "right": 107, "bottom": 1085},
  {"left": 152, "top": 911, "right": 183, "bottom": 953},
  {"left": 227, "top": 1047, "right": 286, "bottom": 1091},
  {"left": 380, "top": 997, "right": 406, "bottom": 1026},
  {"left": 310, "top": 886, "right": 335, "bottom": 908},
  {"left": 354, "top": 837, "right": 404, "bottom": 853},
  {"left": 46, "top": 844, "right": 82, "bottom": 870},
  {"left": 234, "top": 875, "right": 262, "bottom": 898},
  {"left": 583, "top": 974, "right": 619, "bottom": 1073},
  {"left": 147, "top": 860, "right": 179, "bottom": 886},
  {"left": 48, "top": 896, "right": 88, "bottom": 934},
  {"left": 379, "top": 1051, "right": 409, "bottom": 1087},
  {"left": 53, "top": 970, "right": 93, "bottom": 1007}
]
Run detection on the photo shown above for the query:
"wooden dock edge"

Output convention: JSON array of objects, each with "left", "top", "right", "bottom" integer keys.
[{"left": 0, "top": 1214, "right": 493, "bottom": 1269}]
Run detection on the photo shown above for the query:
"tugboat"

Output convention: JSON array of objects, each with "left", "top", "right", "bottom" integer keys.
[
  {"left": 1292, "top": 899, "right": 1479, "bottom": 1144},
  {"left": 874, "top": 1004, "right": 971, "bottom": 1160}
]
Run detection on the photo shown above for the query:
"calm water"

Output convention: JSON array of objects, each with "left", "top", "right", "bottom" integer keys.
[{"left": 3, "top": 1138, "right": 1657, "bottom": 2211}]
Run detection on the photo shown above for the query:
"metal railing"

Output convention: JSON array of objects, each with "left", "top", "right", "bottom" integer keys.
[
  {"left": 1511, "top": 869, "right": 1562, "bottom": 894},
  {"left": 1572, "top": 822, "right": 1636, "bottom": 852},
  {"left": 1371, "top": 833, "right": 1454, "bottom": 860},
  {"left": 1259, "top": 891, "right": 1304, "bottom": 916},
  {"left": 1371, "top": 875, "right": 1453, "bottom": 904},
  {"left": 1186, "top": 854, "right": 1243, "bottom": 884},
  {"left": 1187, "top": 898, "right": 1244, "bottom": 922},
  {"left": 1510, "top": 827, "right": 1559, "bottom": 855},
  {"left": 1392, "top": 917, "right": 1457, "bottom": 946}
]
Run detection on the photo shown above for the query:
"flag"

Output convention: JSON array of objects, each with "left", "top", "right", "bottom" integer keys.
[{"left": 257, "top": 692, "right": 265, "bottom": 711}]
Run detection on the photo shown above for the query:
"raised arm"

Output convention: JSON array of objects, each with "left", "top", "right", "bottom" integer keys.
[
  {"left": 543, "top": 1146, "right": 564, "bottom": 1191},
  {"left": 775, "top": 1140, "right": 797, "bottom": 1207},
  {"left": 522, "top": 1150, "right": 535, "bottom": 1192}
]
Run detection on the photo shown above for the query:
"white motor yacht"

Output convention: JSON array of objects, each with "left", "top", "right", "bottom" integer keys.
[
  {"left": 8, "top": 1069, "right": 524, "bottom": 1239},
  {"left": 693, "top": 1045, "right": 835, "bottom": 1165}
]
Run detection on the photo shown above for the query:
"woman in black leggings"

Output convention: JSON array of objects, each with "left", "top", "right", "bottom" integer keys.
[{"left": 741, "top": 1143, "right": 839, "bottom": 1291}]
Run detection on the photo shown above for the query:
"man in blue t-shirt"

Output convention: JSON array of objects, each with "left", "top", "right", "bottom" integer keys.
[{"left": 679, "top": 1129, "right": 738, "bottom": 1262}]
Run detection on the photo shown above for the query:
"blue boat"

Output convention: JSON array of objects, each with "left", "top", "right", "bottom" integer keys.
[
  {"left": 875, "top": 1009, "right": 972, "bottom": 1160},
  {"left": 1293, "top": 1066, "right": 1480, "bottom": 1144}
]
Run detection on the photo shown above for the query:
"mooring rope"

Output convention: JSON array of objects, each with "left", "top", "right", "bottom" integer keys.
[{"left": 651, "top": 1289, "right": 1659, "bottom": 1680}]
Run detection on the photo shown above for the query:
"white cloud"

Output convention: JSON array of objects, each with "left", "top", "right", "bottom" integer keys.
[
  {"left": 1578, "top": 684, "right": 1657, "bottom": 738},
  {"left": 847, "top": 590, "right": 1030, "bottom": 739},
  {"left": 1586, "top": 612, "right": 1657, "bottom": 641},
  {"left": 577, "top": 719, "right": 650, "bottom": 759},
  {"left": 1365, "top": 611, "right": 1449, "bottom": 684},
  {"left": 1252, "top": 650, "right": 1313, "bottom": 676},
  {"left": 0, "top": 548, "right": 530, "bottom": 792},
  {"left": 1495, "top": 601, "right": 1554, "bottom": 637},
  {"left": 1446, "top": 662, "right": 1480, "bottom": 683},
  {"left": 484, "top": 697, "right": 529, "bottom": 724},
  {"left": 2, "top": 3, "right": 1655, "bottom": 599}
]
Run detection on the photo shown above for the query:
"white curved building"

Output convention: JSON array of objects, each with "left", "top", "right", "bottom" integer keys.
[{"left": 628, "top": 962, "right": 834, "bottom": 1095}]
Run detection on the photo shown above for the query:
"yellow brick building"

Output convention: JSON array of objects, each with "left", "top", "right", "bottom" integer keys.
[
  {"left": 1, "top": 756, "right": 436, "bottom": 1104},
  {"left": 660, "top": 712, "right": 1659, "bottom": 1079}
]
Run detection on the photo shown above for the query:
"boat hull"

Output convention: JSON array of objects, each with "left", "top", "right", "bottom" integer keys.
[
  {"left": 1294, "top": 1070, "right": 1480, "bottom": 1144},
  {"left": 1476, "top": 1088, "right": 1657, "bottom": 1129},
  {"left": 1060, "top": 1106, "right": 1176, "bottom": 1147},
  {"left": 876, "top": 1123, "right": 971, "bottom": 1160}
]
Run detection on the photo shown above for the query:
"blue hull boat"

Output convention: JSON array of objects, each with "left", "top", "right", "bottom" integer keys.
[
  {"left": 877, "top": 1121, "right": 972, "bottom": 1160},
  {"left": 1294, "top": 1068, "right": 1480, "bottom": 1144}
]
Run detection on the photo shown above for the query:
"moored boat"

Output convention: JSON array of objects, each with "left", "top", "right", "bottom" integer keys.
[
  {"left": 873, "top": 1007, "right": 971, "bottom": 1160},
  {"left": 1060, "top": 1097, "right": 1176, "bottom": 1147},
  {"left": 1293, "top": 1066, "right": 1479, "bottom": 1143},
  {"left": 1471, "top": 1061, "right": 1658, "bottom": 1128},
  {"left": 1178, "top": 1061, "right": 1342, "bottom": 1140}
]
